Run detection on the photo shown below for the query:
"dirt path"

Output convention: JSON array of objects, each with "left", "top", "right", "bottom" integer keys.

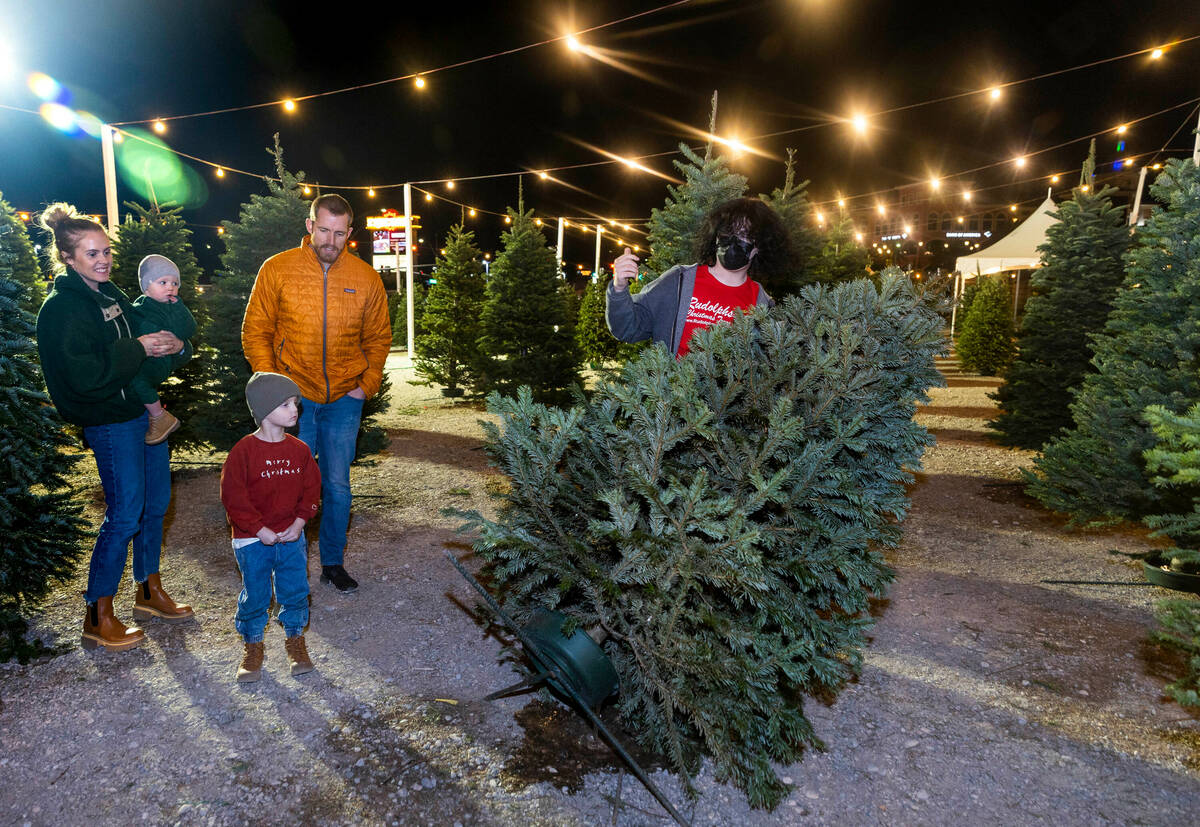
[{"left": 2, "top": 352, "right": 1199, "bottom": 826}]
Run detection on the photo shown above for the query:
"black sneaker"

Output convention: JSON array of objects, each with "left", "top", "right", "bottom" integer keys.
[{"left": 320, "top": 565, "right": 358, "bottom": 593}]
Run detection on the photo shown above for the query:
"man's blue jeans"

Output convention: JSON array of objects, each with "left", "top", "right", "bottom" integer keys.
[
  {"left": 233, "top": 538, "right": 309, "bottom": 641},
  {"left": 297, "top": 393, "right": 363, "bottom": 567},
  {"left": 82, "top": 412, "right": 171, "bottom": 604}
]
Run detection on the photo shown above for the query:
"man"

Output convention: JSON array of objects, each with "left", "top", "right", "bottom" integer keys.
[
  {"left": 242, "top": 194, "right": 392, "bottom": 593},
  {"left": 606, "top": 197, "right": 785, "bottom": 356}
]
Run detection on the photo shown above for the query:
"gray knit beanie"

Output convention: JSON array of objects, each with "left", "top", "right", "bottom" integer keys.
[
  {"left": 138, "top": 254, "right": 181, "bottom": 292},
  {"left": 245, "top": 372, "right": 301, "bottom": 426}
]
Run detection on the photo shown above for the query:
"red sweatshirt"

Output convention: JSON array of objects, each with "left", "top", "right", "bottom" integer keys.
[{"left": 220, "top": 433, "right": 321, "bottom": 538}]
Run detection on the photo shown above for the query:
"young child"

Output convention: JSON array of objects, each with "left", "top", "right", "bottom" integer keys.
[
  {"left": 129, "top": 254, "right": 197, "bottom": 445},
  {"left": 220, "top": 372, "right": 321, "bottom": 682}
]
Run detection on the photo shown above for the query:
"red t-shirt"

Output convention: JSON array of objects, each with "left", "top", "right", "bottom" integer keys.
[
  {"left": 220, "top": 433, "right": 321, "bottom": 538},
  {"left": 676, "top": 265, "right": 761, "bottom": 356}
]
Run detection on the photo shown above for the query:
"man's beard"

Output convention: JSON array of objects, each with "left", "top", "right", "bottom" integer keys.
[{"left": 316, "top": 244, "right": 339, "bottom": 264}]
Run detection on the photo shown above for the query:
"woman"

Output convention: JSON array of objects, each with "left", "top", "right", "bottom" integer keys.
[
  {"left": 605, "top": 197, "right": 789, "bottom": 356},
  {"left": 36, "top": 204, "right": 193, "bottom": 651}
]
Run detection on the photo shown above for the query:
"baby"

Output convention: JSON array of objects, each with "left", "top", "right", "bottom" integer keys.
[{"left": 129, "top": 254, "right": 197, "bottom": 444}]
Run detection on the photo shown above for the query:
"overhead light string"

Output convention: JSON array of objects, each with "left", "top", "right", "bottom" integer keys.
[{"left": 108, "top": 0, "right": 695, "bottom": 127}]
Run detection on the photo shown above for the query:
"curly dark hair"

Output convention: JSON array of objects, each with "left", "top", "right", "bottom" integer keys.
[{"left": 692, "top": 197, "right": 791, "bottom": 280}]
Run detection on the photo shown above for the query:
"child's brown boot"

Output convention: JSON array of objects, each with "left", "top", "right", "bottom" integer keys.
[
  {"left": 237, "top": 641, "right": 265, "bottom": 683},
  {"left": 285, "top": 635, "right": 314, "bottom": 676},
  {"left": 145, "top": 410, "right": 180, "bottom": 445}
]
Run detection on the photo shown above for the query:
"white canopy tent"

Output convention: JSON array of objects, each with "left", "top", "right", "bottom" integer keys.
[
  {"left": 954, "top": 192, "right": 1058, "bottom": 275},
  {"left": 951, "top": 191, "right": 1059, "bottom": 333}
]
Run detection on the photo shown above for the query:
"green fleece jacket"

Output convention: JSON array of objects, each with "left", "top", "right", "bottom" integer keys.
[
  {"left": 129, "top": 294, "right": 195, "bottom": 393},
  {"left": 36, "top": 269, "right": 147, "bottom": 426}
]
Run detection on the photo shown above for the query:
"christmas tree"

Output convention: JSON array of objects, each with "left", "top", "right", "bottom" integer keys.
[
  {"left": 390, "top": 283, "right": 428, "bottom": 349},
  {"left": 809, "top": 212, "right": 871, "bottom": 285},
  {"left": 955, "top": 274, "right": 1013, "bottom": 375},
  {"left": 0, "top": 273, "right": 87, "bottom": 662},
  {"left": 195, "top": 135, "right": 310, "bottom": 451},
  {"left": 111, "top": 202, "right": 211, "bottom": 450},
  {"left": 990, "top": 145, "right": 1130, "bottom": 448},
  {"left": 1142, "top": 403, "right": 1200, "bottom": 708},
  {"left": 1027, "top": 159, "right": 1200, "bottom": 524},
  {"left": 759, "top": 149, "right": 821, "bottom": 298},
  {"left": 413, "top": 224, "right": 485, "bottom": 396},
  {"left": 0, "top": 192, "right": 45, "bottom": 316},
  {"left": 460, "top": 269, "right": 945, "bottom": 808},
  {"left": 644, "top": 142, "right": 747, "bottom": 280},
  {"left": 575, "top": 276, "right": 623, "bottom": 368},
  {"left": 473, "top": 205, "right": 580, "bottom": 406}
]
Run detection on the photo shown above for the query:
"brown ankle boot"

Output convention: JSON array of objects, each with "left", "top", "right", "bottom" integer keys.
[
  {"left": 82, "top": 596, "right": 145, "bottom": 651},
  {"left": 133, "top": 573, "right": 194, "bottom": 623},
  {"left": 284, "top": 635, "right": 314, "bottom": 676},
  {"left": 237, "top": 642, "right": 265, "bottom": 683},
  {"left": 144, "top": 410, "right": 180, "bottom": 445}
]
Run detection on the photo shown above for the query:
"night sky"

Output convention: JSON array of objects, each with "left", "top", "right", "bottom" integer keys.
[{"left": 3, "top": 0, "right": 1200, "bottom": 275}]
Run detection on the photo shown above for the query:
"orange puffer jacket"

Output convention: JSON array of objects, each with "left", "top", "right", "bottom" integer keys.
[{"left": 242, "top": 237, "right": 392, "bottom": 403}]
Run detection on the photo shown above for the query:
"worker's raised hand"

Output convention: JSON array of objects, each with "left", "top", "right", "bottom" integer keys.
[{"left": 611, "top": 247, "right": 639, "bottom": 292}]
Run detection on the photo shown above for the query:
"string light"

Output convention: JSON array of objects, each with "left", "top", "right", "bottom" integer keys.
[
  {"left": 368, "top": 188, "right": 376, "bottom": 197},
  {"left": 1050, "top": 175, "right": 1060, "bottom": 183},
  {"left": 425, "top": 192, "right": 433, "bottom": 201},
  {"left": 504, "top": 215, "right": 511, "bottom": 224},
  {"left": 539, "top": 171, "right": 549, "bottom": 179},
  {"left": 1151, "top": 47, "right": 1164, "bottom": 59},
  {"left": 929, "top": 177, "right": 941, "bottom": 190},
  {"left": 962, "top": 191, "right": 972, "bottom": 201},
  {"left": 989, "top": 86, "right": 1003, "bottom": 100},
  {"left": 566, "top": 36, "right": 583, "bottom": 52},
  {"left": 1014, "top": 156, "right": 1027, "bottom": 168},
  {"left": 851, "top": 114, "right": 869, "bottom": 135},
  {"left": 303, "top": 186, "right": 312, "bottom": 195},
  {"left": 152, "top": 119, "right": 166, "bottom": 133},
  {"left": 215, "top": 167, "right": 225, "bottom": 178},
  {"left": 468, "top": 208, "right": 476, "bottom": 217},
  {"left": 283, "top": 99, "right": 296, "bottom": 113},
  {"left": 1116, "top": 124, "right": 1127, "bottom": 134},
  {"left": 446, "top": 181, "right": 455, "bottom": 190},
  {"left": 414, "top": 76, "right": 426, "bottom": 89},
  {"left": 837, "top": 198, "right": 846, "bottom": 208},
  {"left": 535, "top": 218, "right": 543, "bottom": 226}
]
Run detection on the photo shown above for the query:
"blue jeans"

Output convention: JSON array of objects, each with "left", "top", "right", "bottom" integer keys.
[
  {"left": 82, "top": 412, "right": 171, "bottom": 603},
  {"left": 234, "top": 538, "right": 309, "bottom": 641},
  {"left": 297, "top": 393, "right": 363, "bottom": 567}
]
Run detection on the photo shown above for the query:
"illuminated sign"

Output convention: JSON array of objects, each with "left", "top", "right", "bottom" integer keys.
[
  {"left": 366, "top": 216, "right": 407, "bottom": 230},
  {"left": 881, "top": 233, "right": 908, "bottom": 241},
  {"left": 946, "top": 232, "right": 981, "bottom": 238}
]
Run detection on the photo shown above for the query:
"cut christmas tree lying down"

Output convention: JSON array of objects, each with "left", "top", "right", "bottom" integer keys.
[{"left": 457, "top": 270, "right": 946, "bottom": 809}]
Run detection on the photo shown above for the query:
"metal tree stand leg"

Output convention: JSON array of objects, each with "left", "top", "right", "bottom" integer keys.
[{"left": 445, "top": 552, "right": 690, "bottom": 827}]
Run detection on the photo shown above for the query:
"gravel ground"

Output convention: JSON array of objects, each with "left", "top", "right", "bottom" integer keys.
[{"left": 2, "top": 351, "right": 1199, "bottom": 826}]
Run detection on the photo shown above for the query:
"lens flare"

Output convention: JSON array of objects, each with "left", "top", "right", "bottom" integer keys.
[
  {"left": 75, "top": 110, "right": 103, "bottom": 138},
  {"left": 39, "top": 102, "right": 77, "bottom": 133},
  {"left": 115, "top": 128, "right": 208, "bottom": 208},
  {"left": 27, "top": 71, "right": 65, "bottom": 102}
]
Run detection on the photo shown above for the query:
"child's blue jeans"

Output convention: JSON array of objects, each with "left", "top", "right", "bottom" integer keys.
[{"left": 234, "top": 537, "right": 309, "bottom": 642}]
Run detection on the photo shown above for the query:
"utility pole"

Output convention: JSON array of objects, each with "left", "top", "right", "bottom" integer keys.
[
  {"left": 556, "top": 217, "right": 565, "bottom": 277},
  {"left": 594, "top": 225, "right": 603, "bottom": 278},
  {"left": 101, "top": 125, "right": 119, "bottom": 234},
  {"left": 404, "top": 183, "right": 415, "bottom": 360}
]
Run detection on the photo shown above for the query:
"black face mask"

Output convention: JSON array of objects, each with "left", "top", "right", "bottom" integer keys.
[{"left": 716, "top": 235, "right": 755, "bottom": 271}]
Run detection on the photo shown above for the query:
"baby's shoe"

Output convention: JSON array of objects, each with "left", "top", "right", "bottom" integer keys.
[{"left": 145, "top": 410, "right": 180, "bottom": 445}]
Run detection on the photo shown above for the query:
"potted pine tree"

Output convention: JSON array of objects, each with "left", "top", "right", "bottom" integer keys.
[{"left": 1141, "top": 403, "right": 1200, "bottom": 593}]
